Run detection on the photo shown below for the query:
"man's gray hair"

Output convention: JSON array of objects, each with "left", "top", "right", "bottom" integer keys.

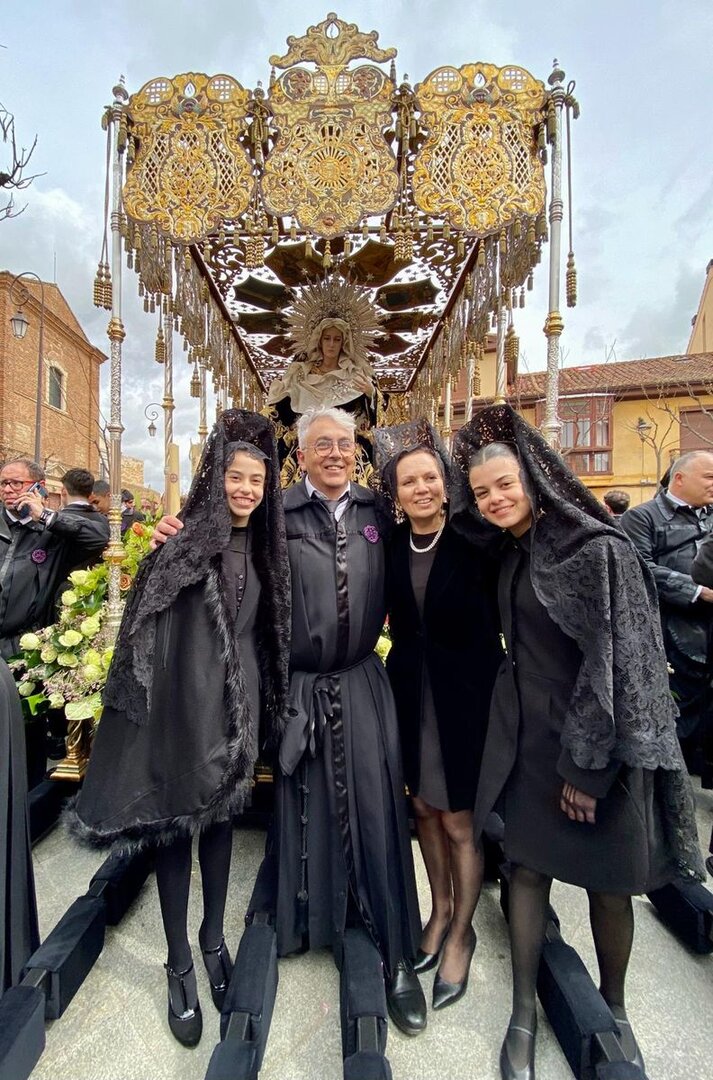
[
  {"left": 669, "top": 449, "right": 713, "bottom": 481},
  {"left": 1, "top": 457, "right": 45, "bottom": 482},
  {"left": 297, "top": 406, "right": 356, "bottom": 448}
]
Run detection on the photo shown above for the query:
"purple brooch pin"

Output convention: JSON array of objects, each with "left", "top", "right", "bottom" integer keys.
[
  {"left": 31, "top": 549, "right": 47, "bottom": 564},
  {"left": 362, "top": 525, "right": 379, "bottom": 544}
]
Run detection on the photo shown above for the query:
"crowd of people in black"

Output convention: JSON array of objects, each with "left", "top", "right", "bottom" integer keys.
[{"left": 2, "top": 405, "right": 711, "bottom": 1078}]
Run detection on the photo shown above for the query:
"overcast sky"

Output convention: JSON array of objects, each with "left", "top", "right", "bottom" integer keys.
[{"left": 2, "top": 0, "right": 712, "bottom": 488}]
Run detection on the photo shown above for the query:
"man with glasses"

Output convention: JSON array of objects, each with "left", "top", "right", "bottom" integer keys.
[
  {"left": 270, "top": 405, "right": 426, "bottom": 1039},
  {"left": 153, "top": 406, "right": 427, "bottom": 1049},
  {"left": 0, "top": 458, "right": 109, "bottom": 659}
]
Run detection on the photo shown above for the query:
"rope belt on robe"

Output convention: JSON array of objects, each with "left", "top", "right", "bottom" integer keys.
[{"left": 279, "top": 658, "right": 383, "bottom": 956}]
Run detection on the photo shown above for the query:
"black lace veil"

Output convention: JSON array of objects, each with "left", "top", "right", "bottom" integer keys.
[
  {"left": 372, "top": 418, "right": 454, "bottom": 524},
  {"left": 103, "top": 410, "right": 290, "bottom": 732},
  {"left": 452, "top": 404, "right": 704, "bottom": 882}
]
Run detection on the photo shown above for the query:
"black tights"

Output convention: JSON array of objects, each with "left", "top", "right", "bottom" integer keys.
[
  {"left": 155, "top": 821, "right": 233, "bottom": 972},
  {"left": 505, "top": 864, "right": 634, "bottom": 1068}
]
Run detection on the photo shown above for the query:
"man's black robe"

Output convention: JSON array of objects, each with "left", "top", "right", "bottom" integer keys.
[
  {"left": 0, "top": 658, "right": 39, "bottom": 995},
  {"left": 272, "top": 480, "right": 421, "bottom": 978}
]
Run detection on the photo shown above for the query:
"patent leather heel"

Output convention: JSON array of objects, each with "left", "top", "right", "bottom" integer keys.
[
  {"left": 165, "top": 962, "right": 203, "bottom": 1048},
  {"left": 201, "top": 938, "right": 233, "bottom": 1011}
]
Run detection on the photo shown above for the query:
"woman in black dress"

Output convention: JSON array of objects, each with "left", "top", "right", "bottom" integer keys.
[
  {"left": 69, "top": 411, "right": 290, "bottom": 1048},
  {"left": 376, "top": 422, "right": 501, "bottom": 1010},
  {"left": 454, "top": 405, "right": 703, "bottom": 1079}
]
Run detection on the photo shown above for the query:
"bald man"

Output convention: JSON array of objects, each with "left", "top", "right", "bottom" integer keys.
[{"left": 621, "top": 450, "right": 713, "bottom": 780}]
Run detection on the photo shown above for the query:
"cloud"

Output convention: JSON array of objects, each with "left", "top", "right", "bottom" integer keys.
[{"left": 618, "top": 263, "right": 703, "bottom": 359}]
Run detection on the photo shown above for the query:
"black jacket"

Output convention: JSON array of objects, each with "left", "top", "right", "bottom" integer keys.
[
  {"left": 385, "top": 522, "right": 502, "bottom": 809},
  {"left": 692, "top": 531, "right": 713, "bottom": 589},
  {"left": 620, "top": 491, "right": 713, "bottom": 664},
  {"left": 0, "top": 504, "right": 109, "bottom": 659}
]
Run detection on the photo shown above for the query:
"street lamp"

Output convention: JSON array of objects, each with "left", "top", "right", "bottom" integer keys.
[
  {"left": 635, "top": 417, "right": 652, "bottom": 441},
  {"left": 10, "top": 309, "right": 29, "bottom": 339},
  {"left": 144, "top": 402, "right": 161, "bottom": 439},
  {"left": 9, "top": 271, "right": 45, "bottom": 462}
]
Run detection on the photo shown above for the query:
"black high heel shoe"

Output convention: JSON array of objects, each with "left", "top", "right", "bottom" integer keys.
[
  {"left": 432, "top": 926, "right": 476, "bottom": 1010},
  {"left": 499, "top": 1021, "right": 536, "bottom": 1080},
  {"left": 201, "top": 938, "right": 233, "bottom": 1011},
  {"left": 164, "top": 962, "right": 203, "bottom": 1047},
  {"left": 413, "top": 921, "right": 451, "bottom": 974}
]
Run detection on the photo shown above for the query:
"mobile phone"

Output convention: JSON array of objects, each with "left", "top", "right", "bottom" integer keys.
[{"left": 16, "top": 481, "right": 45, "bottom": 519}]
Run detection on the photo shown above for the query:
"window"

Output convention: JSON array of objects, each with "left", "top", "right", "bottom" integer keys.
[
  {"left": 679, "top": 407, "right": 713, "bottom": 454},
  {"left": 48, "top": 365, "right": 65, "bottom": 410},
  {"left": 537, "top": 395, "right": 613, "bottom": 475}
]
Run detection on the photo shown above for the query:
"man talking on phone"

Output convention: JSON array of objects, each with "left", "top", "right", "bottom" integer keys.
[{"left": 0, "top": 458, "right": 109, "bottom": 659}]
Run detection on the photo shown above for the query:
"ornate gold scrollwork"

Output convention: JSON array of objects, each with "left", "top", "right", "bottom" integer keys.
[
  {"left": 412, "top": 63, "right": 547, "bottom": 235},
  {"left": 123, "top": 73, "right": 254, "bottom": 243},
  {"left": 261, "top": 13, "right": 399, "bottom": 238}
]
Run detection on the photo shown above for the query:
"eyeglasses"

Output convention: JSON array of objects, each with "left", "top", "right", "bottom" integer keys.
[
  {"left": 304, "top": 438, "right": 356, "bottom": 457},
  {"left": 0, "top": 479, "right": 31, "bottom": 490}
]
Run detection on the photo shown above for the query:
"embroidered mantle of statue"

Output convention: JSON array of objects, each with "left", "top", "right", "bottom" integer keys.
[{"left": 265, "top": 279, "right": 384, "bottom": 486}]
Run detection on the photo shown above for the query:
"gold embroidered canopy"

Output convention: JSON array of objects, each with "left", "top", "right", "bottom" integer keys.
[{"left": 101, "top": 13, "right": 575, "bottom": 409}]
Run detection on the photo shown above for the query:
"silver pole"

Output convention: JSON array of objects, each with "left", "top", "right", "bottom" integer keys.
[
  {"left": 494, "top": 293, "right": 507, "bottom": 404},
  {"left": 198, "top": 364, "right": 208, "bottom": 443},
  {"left": 465, "top": 352, "right": 475, "bottom": 422},
  {"left": 163, "top": 306, "right": 174, "bottom": 485},
  {"left": 541, "top": 61, "right": 566, "bottom": 449},
  {"left": 104, "top": 77, "right": 129, "bottom": 637}
]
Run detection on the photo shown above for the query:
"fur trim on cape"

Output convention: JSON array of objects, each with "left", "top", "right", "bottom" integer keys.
[{"left": 65, "top": 562, "right": 261, "bottom": 854}]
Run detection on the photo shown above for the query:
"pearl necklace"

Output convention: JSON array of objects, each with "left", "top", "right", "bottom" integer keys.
[{"left": 409, "top": 516, "right": 446, "bottom": 553}]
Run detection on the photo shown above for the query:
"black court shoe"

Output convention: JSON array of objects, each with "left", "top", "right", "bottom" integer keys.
[
  {"left": 413, "top": 921, "right": 450, "bottom": 974},
  {"left": 165, "top": 962, "right": 203, "bottom": 1048},
  {"left": 201, "top": 938, "right": 233, "bottom": 1011},
  {"left": 432, "top": 926, "right": 476, "bottom": 1010}
]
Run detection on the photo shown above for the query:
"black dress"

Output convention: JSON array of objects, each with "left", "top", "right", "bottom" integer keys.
[
  {"left": 473, "top": 533, "right": 672, "bottom": 894},
  {"left": 408, "top": 534, "right": 449, "bottom": 810},
  {"left": 385, "top": 521, "right": 502, "bottom": 813}
]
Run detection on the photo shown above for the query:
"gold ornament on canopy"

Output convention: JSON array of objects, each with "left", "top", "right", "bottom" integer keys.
[
  {"left": 123, "top": 73, "right": 253, "bottom": 243},
  {"left": 261, "top": 13, "right": 399, "bottom": 238},
  {"left": 412, "top": 63, "right": 547, "bottom": 235},
  {"left": 285, "top": 275, "right": 383, "bottom": 365}
]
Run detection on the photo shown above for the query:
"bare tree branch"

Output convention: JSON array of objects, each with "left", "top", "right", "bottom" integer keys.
[{"left": 0, "top": 100, "right": 43, "bottom": 221}]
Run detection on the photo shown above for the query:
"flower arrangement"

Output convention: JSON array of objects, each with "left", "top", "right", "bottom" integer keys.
[
  {"left": 11, "top": 520, "right": 154, "bottom": 729},
  {"left": 375, "top": 618, "right": 392, "bottom": 664}
]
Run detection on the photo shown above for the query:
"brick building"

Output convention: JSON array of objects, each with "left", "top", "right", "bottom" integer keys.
[
  {"left": 445, "top": 345, "right": 713, "bottom": 508},
  {"left": 0, "top": 271, "right": 106, "bottom": 503}
]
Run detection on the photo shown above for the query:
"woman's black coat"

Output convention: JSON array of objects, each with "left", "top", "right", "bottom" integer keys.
[{"left": 385, "top": 521, "right": 502, "bottom": 810}]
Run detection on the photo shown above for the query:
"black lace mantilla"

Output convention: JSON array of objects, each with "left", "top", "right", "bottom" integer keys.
[
  {"left": 451, "top": 404, "right": 704, "bottom": 882},
  {"left": 372, "top": 418, "right": 454, "bottom": 524},
  {"left": 103, "top": 409, "right": 290, "bottom": 737}
]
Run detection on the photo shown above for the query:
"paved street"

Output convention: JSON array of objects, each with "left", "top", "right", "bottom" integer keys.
[{"left": 30, "top": 783, "right": 713, "bottom": 1080}]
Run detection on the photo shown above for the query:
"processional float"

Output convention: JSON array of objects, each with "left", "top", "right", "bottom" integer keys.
[
  {"left": 3, "top": 17, "right": 709, "bottom": 1080},
  {"left": 92, "top": 11, "right": 579, "bottom": 631}
]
